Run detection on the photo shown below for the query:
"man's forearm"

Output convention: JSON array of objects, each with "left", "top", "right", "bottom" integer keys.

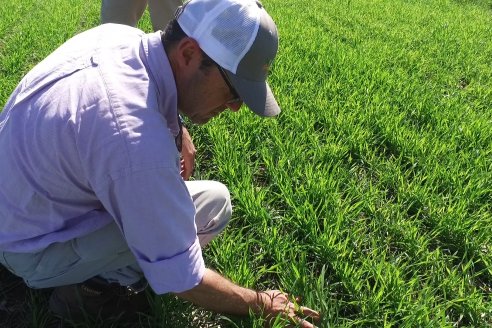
[
  {"left": 175, "top": 268, "right": 321, "bottom": 327},
  {"left": 175, "top": 268, "right": 262, "bottom": 315}
]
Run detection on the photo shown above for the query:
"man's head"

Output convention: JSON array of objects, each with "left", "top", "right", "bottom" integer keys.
[{"left": 163, "top": 0, "right": 280, "bottom": 124}]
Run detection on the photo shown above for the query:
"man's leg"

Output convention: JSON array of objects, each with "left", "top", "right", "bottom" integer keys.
[
  {"left": 1, "top": 221, "right": 142, "bottom": 289},
  {"left": 1, "top": 180, "right": 231, "bottom": 319},
  {"left": 0, "top": 220, "right": 146, "bottom": 320},
  {"left": 100, "top": 0, "right": 148, "bottom": 27},
  {"left": 0, "top": 180, "right": 231, "bottom": 289},
  {"left": 186, "top": 180, "right": 232, "bottom": 247},
  {"left": 147, "top": 0, "right": 183, "bottom": 31}
]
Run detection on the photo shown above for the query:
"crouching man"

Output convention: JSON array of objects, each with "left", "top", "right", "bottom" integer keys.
[{"left": 0, "top": 0, "right": 319, "bottom": 326}]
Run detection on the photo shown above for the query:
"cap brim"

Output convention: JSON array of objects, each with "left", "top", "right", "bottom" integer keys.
[{"left": 226, "top": 71, "right": 280, "bottom": 117}]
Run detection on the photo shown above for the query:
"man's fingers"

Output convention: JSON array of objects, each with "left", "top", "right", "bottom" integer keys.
[
  {"left": 262, "top": 291, "right": 320, "bottom": 328},
  {"left": 179, "top": 126, "right": 196, "bottom": 180},
  {"left": 298, "top": 306, "right": 320, "bottom": 320},
  {"left": 297, "top": 318, "right": 317, "bottom": 328},
  {"left": 292, "top": 304, "right": 321, "bottom": 328},
  {"left": 180, "top": 158, "right": 193, "bottom": 180},
  {"left": 287, "top": 314, "right": 317, "bottom": 328},
  {"left": 290, "top": 297, "right": 320, "bottom": 320}
]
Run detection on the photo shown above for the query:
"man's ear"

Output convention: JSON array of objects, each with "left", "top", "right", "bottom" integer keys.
[{"left": 175, "top": 37, "right": 202, "bottom": 69}]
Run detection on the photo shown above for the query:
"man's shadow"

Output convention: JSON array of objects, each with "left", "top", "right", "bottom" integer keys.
[
  {"left": 0, "top": 265, "right": 29, "bottom": 327},
  {"left": 0, "top": 265, "right": 56, "bottom": 328}
]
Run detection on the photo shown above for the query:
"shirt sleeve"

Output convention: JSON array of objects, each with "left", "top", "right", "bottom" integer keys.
[{"left": 95, "top": 165, "right": 205, "bottom": 294}]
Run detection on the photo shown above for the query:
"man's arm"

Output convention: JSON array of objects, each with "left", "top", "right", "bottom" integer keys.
[{"left": 175, "top": 268, "right": 320, "bottom": 327}]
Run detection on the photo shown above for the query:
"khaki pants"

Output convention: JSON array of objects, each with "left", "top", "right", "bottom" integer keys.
[
  {"left": 0, "top": 180, "right": 231, "bottom": 289},
  {"left": 100, "top": 0, "right": 183, "bottom": 31}
]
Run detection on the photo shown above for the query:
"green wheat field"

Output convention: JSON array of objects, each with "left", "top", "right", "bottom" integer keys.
[{"left": 1, "top": 0, "right": 491, "bottom": 327}]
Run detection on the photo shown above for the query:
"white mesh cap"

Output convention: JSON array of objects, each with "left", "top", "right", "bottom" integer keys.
[{"left": 176, "top": 0, "right": 280, "bottom": 117}]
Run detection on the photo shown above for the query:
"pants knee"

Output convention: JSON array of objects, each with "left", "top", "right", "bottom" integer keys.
[
  {"left": 192, "top": 181, "right": 232, "bottom": 246},
  {"left": 204, "top": 181, "right": 232, "bottom": 227}
]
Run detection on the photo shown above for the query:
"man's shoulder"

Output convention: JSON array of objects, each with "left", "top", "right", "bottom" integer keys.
[{"left": 87, "top": 23, "right": 146, "bottom": 46}]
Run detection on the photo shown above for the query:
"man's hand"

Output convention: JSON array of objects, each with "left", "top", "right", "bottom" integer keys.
[
  {"left": 257, "top": 290, "right": 320, "bottom": 328},
  {"left": 176, "top": 269, "right": 320, "bottom": 328},
  {"left": 180, "top": 126, "right": 196, "bottom": 180}
]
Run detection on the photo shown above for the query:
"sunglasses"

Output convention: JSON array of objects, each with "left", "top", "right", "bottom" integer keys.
[{"left": 215, "top": 64, "right": 241, "bottom": 105}]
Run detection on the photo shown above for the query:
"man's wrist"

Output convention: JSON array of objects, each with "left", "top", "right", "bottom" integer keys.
[{"left": 250, "top": 290, "right": 268, "bottom": 315}]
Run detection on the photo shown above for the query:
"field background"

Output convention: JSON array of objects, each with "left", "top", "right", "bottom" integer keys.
[{"left": 1, "top": 0, "right": 491, "bottom": 327}]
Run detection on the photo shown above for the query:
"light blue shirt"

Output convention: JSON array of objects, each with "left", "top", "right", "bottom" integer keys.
[{"left": 0, "top": 24, "right": 204, "bottom": 294}]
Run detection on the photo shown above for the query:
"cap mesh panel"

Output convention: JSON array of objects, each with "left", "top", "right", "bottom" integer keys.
[
  {"left": 178, "top": 0, "right": 260, "bottom": 72},
  {"left": 211, "top": 4, "right": 256, "bottom": 59}
]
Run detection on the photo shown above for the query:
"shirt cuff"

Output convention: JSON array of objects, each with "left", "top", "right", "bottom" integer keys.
[{"left": 138, "top": 237, "right": 205, "bottom": 294}]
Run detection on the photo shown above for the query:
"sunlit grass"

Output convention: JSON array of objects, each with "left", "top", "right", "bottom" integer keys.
[{"left": 1, "top": 0, "right": 491, "bottom": 327}]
